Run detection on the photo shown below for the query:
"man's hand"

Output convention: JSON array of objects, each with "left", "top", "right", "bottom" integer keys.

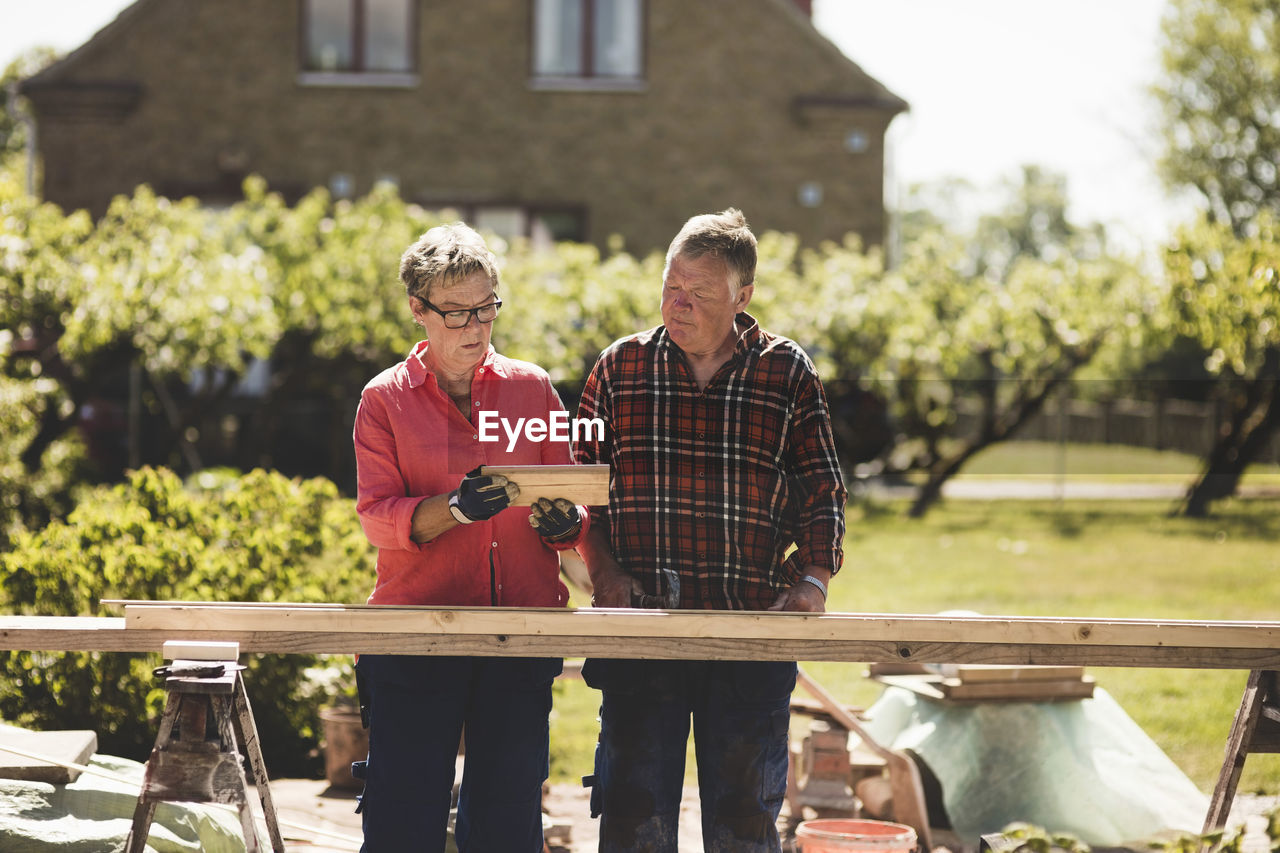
[
  {"left": 766, "top": 579, "right": 827, "bottom": 613},
  {"left": 590, "top": 563, "right": 643, "bottom": 608},
  {"left": 528, "top": 497, "right": 582, "bottom": 543},
  {"left": 451, "top": 467, "right": 519, "bottom": 522}
]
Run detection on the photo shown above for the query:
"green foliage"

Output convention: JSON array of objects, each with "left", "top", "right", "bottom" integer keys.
[
  {"left": 1166, "top": 213, "right": 1280, "bottom": 378},
  {"left": 1154, "top": 0, "right": 1280, "bottom": 231},
  {"left": 0, "top": 375, "right": 91, "bottom": 547},
  {"left": 1, "top": 47, "right": 58, "bottom": 156},
  {"left": 0, "top": 467, "right": 373, "bottom": 773},
  {"left": 1150, "top": 805, "right": 1280, "bottom": 853},
  {"left": 1000, "top": 822, "right": 1090, "bottom": 853}
]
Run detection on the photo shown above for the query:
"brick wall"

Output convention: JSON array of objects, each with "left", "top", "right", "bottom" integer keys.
[{"left": 26, "top": 0, "right": 904, "bottom": 254}]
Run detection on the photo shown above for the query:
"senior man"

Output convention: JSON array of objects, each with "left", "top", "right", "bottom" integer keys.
[{"left": 573, "top": 208, "right": 847, "bottom": 852}]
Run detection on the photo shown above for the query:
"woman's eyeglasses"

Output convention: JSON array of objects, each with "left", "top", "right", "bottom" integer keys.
[{"left": 419, "top": 297, "right": 503, "bottom": 329}]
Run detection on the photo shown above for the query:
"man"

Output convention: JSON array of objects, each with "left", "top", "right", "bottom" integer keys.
[{"left": 573, "top": 208, "right": 847, "bottom": 852}]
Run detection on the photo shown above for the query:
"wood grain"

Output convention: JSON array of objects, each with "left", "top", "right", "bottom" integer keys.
[
  {"left": 479, "top": 464, "right": 609, "bottom": 506},
  {"left": 0, "top": 609, "right": 1277, "bottom": 669},
  {"left": 119, "top": 604, "right": 1280, "bottom": 649}
]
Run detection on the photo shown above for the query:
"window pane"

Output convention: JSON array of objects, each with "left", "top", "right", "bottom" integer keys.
[
  {"left": 534, "top": 0, "right": 584, "bottom": 76},
  {"left": 365, "top": 0, "right": 413, "bottom": 71},
  {"left": 474, "top": 207, "right": 526, "bottom": 242},
  {"left": 594, "top": 0, "right": 641, "bottom": 77},
  {"left": 306, "top": 0, "right": 354, "bottom": 71}
]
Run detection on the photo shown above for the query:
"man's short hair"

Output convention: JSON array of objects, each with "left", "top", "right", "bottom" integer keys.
[
  {"left": 665, "top": 208, "right": 758, "bottom": 292},
  {"left": 399, "top": 222, "right": 500, "bottom": 302}
]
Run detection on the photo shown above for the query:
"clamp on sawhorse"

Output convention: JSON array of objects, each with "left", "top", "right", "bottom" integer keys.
[
  {"left": 1203, "top": 669, "right": 1280, "bottom": 835},
  {"left": 125, "top": 640, "right": 285, "bottom": 853}
]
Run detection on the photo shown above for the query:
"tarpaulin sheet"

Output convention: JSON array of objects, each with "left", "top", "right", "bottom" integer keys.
[
  {"left": 861, "top": 685, "right": 1208, "bottom": 846},
  {"left": 0, "top": 753, "right": 247, "bottom": 852}
]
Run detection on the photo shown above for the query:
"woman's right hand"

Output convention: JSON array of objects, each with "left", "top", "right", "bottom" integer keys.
[{"left": 451, "top": 467, "right": 520, "bottom": 522}]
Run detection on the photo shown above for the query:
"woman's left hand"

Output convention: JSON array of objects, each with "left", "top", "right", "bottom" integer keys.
[{"left": 528, "top": 497, "right": 582, "bottom": 543}]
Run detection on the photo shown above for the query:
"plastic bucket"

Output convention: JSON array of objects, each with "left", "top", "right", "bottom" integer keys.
[{"left": 795, "top": 819, "right": 917, "bottom": 853}]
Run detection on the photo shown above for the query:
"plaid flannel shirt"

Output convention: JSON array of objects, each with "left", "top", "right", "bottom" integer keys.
[{"left": 574, "top": 313, "right": 846, "bottom": 611}]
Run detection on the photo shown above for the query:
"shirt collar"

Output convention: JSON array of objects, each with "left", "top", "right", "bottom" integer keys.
[
  {"left": 404, "top": 340, "right": 502, "bottom": 389},
  {"left": 657, "top": 311, "right": 763, "bottom": 360}
]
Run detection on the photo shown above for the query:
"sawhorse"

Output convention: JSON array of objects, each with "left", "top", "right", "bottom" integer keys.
[
  {"left": 1203, "top": 669, "right": 1280, "bottom": 834},
  {"left": 125, "top": 642, "right": 284, "bottom": 852}
]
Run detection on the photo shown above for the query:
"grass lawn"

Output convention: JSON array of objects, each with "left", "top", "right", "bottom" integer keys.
[
  {"left": 549, "top": 490, "right": 1280, "bottom": 797},
  {"left": 955, "top": 440, "right": 1280, "bottom": 484}
]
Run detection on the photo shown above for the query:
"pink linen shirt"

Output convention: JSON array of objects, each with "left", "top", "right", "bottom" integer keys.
[{"left": 354, "top": 342, "right": 586, "bottom": 607}]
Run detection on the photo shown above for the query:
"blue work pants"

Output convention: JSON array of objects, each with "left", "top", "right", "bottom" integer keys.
[
  {"left": 582, "top": 658, "right": 796, "bottom": 853},
  {"left": 355, "top": 654, "right": 561, "bottom": 853}
]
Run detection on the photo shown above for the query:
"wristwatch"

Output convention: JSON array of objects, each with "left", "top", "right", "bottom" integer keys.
[{"left": 448, "top": 491, "right": 473, "bottom": 524}]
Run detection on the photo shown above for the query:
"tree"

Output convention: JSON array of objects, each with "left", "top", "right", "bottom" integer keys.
[
  {"left": 1, "top": 47, "right": 58, "bottom": 156},
  {"left": 1154, "top": 0, "right": 1280, "bottom": 233},
  {"left": 1154, "top": 0, "right": 1280, "bottom": 514},
  {"left": 0, "top": 166, "right": 278, "bottom": 478},
  {"left": 1165, "top": 214, "right": 1280, "bottom": 517}
]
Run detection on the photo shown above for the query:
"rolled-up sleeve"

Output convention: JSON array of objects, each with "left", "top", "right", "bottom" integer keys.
[{"left": 353, "top": 391, "right": 430, "bottom": 553}]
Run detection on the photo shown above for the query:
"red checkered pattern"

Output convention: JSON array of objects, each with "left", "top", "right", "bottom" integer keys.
[{"left": 574, "top": 314, "right": 847, "bottom": 611}]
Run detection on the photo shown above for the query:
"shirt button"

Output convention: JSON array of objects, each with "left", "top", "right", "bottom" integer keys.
[
  {"left": 492, "top": 541, "right": 498, "bottom": 548},
  {"left": 697, "top": 471, "right": 704, "bottom": 478},
  {"left": 473, "top": 435, "right": 478, "bottom": 440},
  {"left": 697, "top": 432, "right": 705, "bottom": 440}
]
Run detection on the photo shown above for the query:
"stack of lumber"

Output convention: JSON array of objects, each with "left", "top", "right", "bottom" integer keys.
[{"left": 869, "top": 663, "right": 1095, "bottom": 703}]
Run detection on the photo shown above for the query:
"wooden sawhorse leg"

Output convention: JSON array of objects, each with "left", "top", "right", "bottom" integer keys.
[
  {"left": 1203, "top": 670, "right": 1280, "bottom": 834},
  {"left": 125, "top": 666, "right": 284, "bottom": 853}
]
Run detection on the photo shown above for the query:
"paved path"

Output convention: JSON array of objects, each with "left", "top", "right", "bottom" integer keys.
[{"left": 865, "top": 478, "right": 1280, "bottom": 502}]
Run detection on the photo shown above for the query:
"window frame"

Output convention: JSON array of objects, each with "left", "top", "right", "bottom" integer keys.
[
  {"left": 298, "top": 0, "right": 419, "bottom": 86},
  {"left": 529, "top": 0, "right": 647, "bottom": 91}
]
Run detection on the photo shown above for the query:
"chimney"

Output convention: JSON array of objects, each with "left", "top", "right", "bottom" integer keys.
[{"left": 791, "top": 0, "right": 813, "bottom": 18}]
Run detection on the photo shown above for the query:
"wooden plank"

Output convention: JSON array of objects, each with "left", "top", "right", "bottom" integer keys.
[
  {"left": 120, "top": 604, "right": 1280, "bottom": 650},
  {"left": 952, "top": 664, "right": 1086, "bottom": 683},
  {"left": 1, "top": 614, "right": 1280, "bottom": 669},
  {"left": 939, "top": 675, "right": 1095, "bottom": 702},
  {"left": 479, "top": 464, "right": 609, "bottom": 506}
]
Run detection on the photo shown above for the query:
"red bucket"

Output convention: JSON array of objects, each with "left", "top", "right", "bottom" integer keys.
[{"left": 795, "top": 819, "right": 917, "bottom": 853}]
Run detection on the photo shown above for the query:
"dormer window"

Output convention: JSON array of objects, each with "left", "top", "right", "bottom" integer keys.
[
  {"left": 532, "top": 0, "right": 644, "bottom": 85},
  {"left": 302, "top": 0, "right": 415, "bottom": 78}
]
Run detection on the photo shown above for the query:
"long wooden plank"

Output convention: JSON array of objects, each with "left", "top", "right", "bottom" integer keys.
[
  {"left": 119, "top": 604, "right": 1280, "bottom": 650},
  {"left": 479, "top": 464, "right": 609, "bottom": 506},
  {"left": 2, "top": 616, "right": 1280, "bottom": 667}
]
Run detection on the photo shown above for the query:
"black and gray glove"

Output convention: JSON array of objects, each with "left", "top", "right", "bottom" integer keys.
[
  {"left": 528, "top": 497, "right": 582, "bottom": 543},
  {"left": 449, "top": 467, "right": 519, "bottom": 524}
]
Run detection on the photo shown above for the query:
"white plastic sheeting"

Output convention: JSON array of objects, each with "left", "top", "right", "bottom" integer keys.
[
  {"left": 0, "top": 754, "right": 246, "bottom": 852},
  {"left": 861, "top": 685, "right": 1208, "bottom": 846}
]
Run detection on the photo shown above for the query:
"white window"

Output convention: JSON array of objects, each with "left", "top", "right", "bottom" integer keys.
[
  {"left": 303, "top": 0, "right": 414, "bottom": 74},
  {"left": 533, "top": 0, "right": 643, "bottom": 80}
]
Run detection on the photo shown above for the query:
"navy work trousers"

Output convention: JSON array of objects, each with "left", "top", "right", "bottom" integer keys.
[
  {"left": 355, "top": 654, "right": 561, "bottom": 853},
  {"left": 582, "top": 658, "right": 797, "bottom": 853}
]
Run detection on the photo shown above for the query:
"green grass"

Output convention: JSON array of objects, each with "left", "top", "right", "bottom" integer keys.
[
  {"left": 548, "top": 495, "right": 1280, "bottom": 795},
  {"left": 954, "top": 440, "right": 1280, "bottom": 484}
]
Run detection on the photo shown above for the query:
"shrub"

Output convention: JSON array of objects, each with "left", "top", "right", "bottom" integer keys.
[{"left": 0, "top": 466, "right": 373, "bottom": 775}]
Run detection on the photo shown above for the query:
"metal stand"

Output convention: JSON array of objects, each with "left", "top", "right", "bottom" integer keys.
[
  {"left": 1203, "top": 669, "right": 1280, "bottom": 834},
  {"left": 125, "top": 663, "right": 284, "bottom": 852}
]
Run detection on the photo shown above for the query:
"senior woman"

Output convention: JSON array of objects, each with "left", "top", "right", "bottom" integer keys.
[{"left": 352, "top": 222, "right": 586, "bottom": 852}]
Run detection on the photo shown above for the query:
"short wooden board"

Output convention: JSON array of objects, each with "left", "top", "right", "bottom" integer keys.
[
  {"left": 0, "top": 725, "right": 97, "bottom": 784},
  {"left": 480, "top": 464, "right": 609, "bottom": 506},
  {"left": 952, "top": 664, "right": 1086, "bottom": 683},
  {"left": 874, "top": 674, "right": 1096, "bottom": 704}
]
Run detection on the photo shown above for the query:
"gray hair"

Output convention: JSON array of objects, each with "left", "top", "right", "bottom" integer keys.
[
  {"left": 399, "top": 222, "right": 499, "bottom": 301},
  {"left": 664, "top": 208, "right": 757, "bottom": 292}
]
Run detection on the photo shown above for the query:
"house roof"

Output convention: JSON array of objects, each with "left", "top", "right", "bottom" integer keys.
[
  {"left": 765, "top": 0, "right": 909, "bottom": 114},
  {"left": 20, "top": 0, "right": 157, "bottom": 90}
]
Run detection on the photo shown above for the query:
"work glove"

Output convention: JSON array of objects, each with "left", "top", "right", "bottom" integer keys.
[
  {"left": 528, "top": 497, "right": 582, "bottom": 543},
  {"left": 450, "top": 467, "right": 519, "bottom": 523}
]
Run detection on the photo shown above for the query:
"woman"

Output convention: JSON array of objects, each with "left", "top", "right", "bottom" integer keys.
[{"left": 352, "top": 222, "right": 586, "bottom": 852}]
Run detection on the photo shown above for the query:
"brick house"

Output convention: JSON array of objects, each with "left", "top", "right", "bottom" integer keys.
[{"left": 21, "top": 0, "right": 906, "bottom": 253}]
